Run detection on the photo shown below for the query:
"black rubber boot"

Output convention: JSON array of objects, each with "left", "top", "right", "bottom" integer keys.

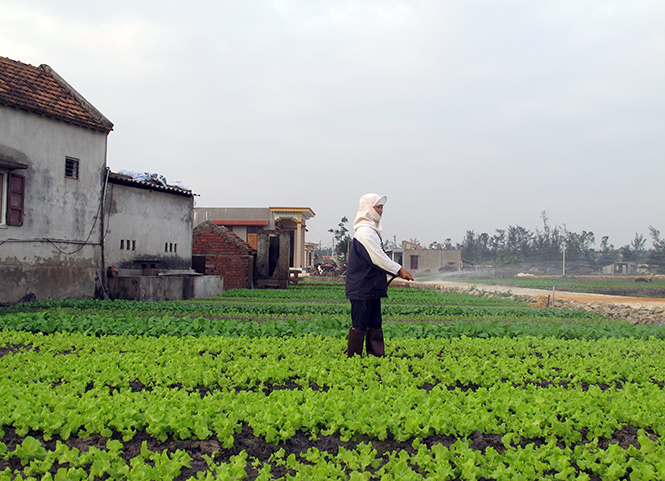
[
  {"left": 345, "top": 328, "right": 366, "bottom": 357},
  {"left": 366, "top": 328, "right": 385, "bottom": 357}
]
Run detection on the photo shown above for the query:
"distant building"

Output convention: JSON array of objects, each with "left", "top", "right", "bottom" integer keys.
[
  {"left": 386, "top": 240, "right": 462, "bottom": 274},
  {"left": 602, "top": 262, "right": 637, "bottom": 275},
  {"left": 193, "top": 206, "right": 315, "bottom": 270}
]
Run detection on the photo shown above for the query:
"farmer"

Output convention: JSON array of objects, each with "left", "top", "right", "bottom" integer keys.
[{"left": 345, "top": 193, "right": 414, "bottom": 357}]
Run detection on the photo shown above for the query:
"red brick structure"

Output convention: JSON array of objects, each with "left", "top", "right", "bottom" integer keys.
[{"left": 192, "top": 221, "right": 256, "bottom": 290}]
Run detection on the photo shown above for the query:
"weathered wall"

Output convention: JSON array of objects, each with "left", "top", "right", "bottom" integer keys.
[
  {"left": 0, "top": 106, "right": 107, "bottom": 304},
  {"left": 403, "top": 249, "right": 462, "bottom": 273},
  {"left": 105, "top": 182, "right": 193, "bottom": 271},
  {"left": 192, "top": 222, "right": 254, "bottom": 289},
  {"left": 107, "top": 275, "right": 224, "bottom": 301}
]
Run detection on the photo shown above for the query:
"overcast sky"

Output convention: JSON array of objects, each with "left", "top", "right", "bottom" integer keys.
[{"left": 2, "top": 0, "right": 664, "bottom": 250}]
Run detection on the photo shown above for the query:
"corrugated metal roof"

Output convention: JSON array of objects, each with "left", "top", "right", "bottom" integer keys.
[{"left": 108, "top": 171, "right": 194, "bottom": 197}]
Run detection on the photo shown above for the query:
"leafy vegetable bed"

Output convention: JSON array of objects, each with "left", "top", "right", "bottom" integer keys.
[{"left": 2, "top": 286, "right": 665, "bottom": 480}]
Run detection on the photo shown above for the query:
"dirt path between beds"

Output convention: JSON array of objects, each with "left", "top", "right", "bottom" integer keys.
[{"left": 406, "top": 280, "right": 665, "bottom": 309}]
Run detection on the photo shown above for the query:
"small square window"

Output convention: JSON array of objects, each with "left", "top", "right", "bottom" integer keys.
[{"left": 65, "top": 157, "right": 79, "bottom": 179}]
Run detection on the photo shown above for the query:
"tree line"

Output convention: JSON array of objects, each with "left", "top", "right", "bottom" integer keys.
[
  {"left": 423, "top": 212, "right": 665, "bottom": 273},
  {"left": 323, "top": 212, "right": 665, "bottom": 273}
]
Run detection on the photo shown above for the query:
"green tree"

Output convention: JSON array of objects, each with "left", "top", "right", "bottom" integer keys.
[
  {"left": 630, "top": 233, "right": 648, "bottom": 263},
  {"left": 647, "top": 226, "right": 665, "bottom": 271},
  {"left": 597, "top": 236, "right": 618, "bottom": 266},
  {"left": 328, "top": 217, "right": 349, "bottom": 263}
]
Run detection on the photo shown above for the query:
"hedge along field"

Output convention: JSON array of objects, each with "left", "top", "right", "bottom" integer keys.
[{"left": 2, "top": 285, "right": 665, "bottom": 480}]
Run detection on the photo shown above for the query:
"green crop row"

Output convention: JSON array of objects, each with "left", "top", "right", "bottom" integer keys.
[
  {"left": 3, "top": 332, "right": 665, "bottom": 479},
  {"left": 3, "top": 434, "right": 665, "bottom": 480},
  {"left": 0, "top": 310, "right": 658, "bottom": 339},
  {"left": 0, "top": 285, "right": 525, "bottom": 318},
  {"left": 214, "top": 285, "right": 523, "bottom": 307},
  {"left": 3, "top": 332, "right": 665, "bottom": 443}
]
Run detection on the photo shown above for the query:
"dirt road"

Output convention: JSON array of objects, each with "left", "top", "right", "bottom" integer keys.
[{"left": 411, "top": 280, "right": 665, "bottom": 309}]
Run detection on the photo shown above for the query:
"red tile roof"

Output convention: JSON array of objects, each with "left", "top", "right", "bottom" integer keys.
[
  {"left": 0, "top": 56, "right": 113, "bottom": 132},
  {"left": 212, "top": 220, "right": 268, "bottom": 226}
]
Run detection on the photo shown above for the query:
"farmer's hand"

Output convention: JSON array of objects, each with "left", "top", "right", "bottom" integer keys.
[{"left": 398, "top": 268, "right": 414, "bottom": 281}]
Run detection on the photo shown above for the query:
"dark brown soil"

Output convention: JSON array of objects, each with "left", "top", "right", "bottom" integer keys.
[{"left": 0, "top": 423, "right": 655, "bottom": 480}]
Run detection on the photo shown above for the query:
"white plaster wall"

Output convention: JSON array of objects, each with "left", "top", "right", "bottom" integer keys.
[
  {"left": 404, "top": 249, "right": 462, "bottom": 273},
  {"left": 0, "top": 106, "right": 107, "bottom": 243},
  {"left": 0, "top": 106, "right": 108, "bottom": 303},
  {"left": 105, "top": 182, "right": 193, "bottom": 271}
]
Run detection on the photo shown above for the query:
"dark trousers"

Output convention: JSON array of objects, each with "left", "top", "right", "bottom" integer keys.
[{"left": 350, "top": 299, "right": 382, "bottom": 330}]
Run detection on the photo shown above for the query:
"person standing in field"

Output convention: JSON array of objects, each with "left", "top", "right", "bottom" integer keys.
[{"left": 345, "top": 193, "right": 414, "bottom": 357}]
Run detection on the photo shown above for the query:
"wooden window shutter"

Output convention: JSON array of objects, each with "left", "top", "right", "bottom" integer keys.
[
  {"left": 7, "top": 172, "right": 25, "bottom": 226},
  {"left": 247, "top": 233, "right": 258, "bottom": 250}
]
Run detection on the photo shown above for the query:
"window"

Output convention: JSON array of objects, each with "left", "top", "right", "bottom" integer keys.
[
  {"left": 410, "top": 255, "right": 419, "bottom": 270},
  {"left": 0, "top": 171, "right": 5, "bottom": 225},
  {"left": 120, "top": 239, "right": 136, "bottom": 250},
  {"left": 65, "top": 157, "right": 79, "bottom": 179},
  {"left": 6, "top": 172, "right": 25, "bottom": 226}
]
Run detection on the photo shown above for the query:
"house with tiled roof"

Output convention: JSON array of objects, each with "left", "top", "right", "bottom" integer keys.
[
  {"left": 0, "top": 56, "right": 114, "bottom": 304},
  {"left": 0, "top": 57, "right": 221, "bottom": 303}
]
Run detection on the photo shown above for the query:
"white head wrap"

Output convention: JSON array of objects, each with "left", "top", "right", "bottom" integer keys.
[{"left": 353, "top": 193, "right": 387, "bottom": 233}]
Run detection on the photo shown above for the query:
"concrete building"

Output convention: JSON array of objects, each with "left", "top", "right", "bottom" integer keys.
[
  {"left": 0, "top": 57, "right": 113, "bottom": 304},
  {"left": 602, "top": 262, "right": 637, "bottom": 275},
  {"left": 0, "top": 56, "right": 221, "bottom": 304},
  {"left": 386, "top": 240, "right": 462, "bottom": 274},
  {"left": 105, "top": 171, "right": 194, "bottom": 273},
  {"left": 193, "top": 206, "right": 315, "bottom": 270}
]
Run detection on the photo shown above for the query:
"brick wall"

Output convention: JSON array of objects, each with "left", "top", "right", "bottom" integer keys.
[{"left": 193, "top": 222, "right": 256, "bottom": 290}]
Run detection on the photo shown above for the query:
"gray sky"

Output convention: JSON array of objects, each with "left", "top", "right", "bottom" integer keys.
[{"left": 2, "top": 0, "right": 664, "bottom": 250}]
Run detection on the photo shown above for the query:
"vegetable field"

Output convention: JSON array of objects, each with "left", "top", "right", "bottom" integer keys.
[{"left": 2, "top": 285, "right": 665, "bottom": 480}]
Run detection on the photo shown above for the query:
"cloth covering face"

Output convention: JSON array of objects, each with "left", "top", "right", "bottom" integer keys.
[{"left": 353, "top": 193, "right": 387, "bottom": 233}]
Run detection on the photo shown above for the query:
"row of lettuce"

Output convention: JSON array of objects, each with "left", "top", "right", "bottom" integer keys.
[
  {"left": 2, "top": 285, "right": 665, "bottom": 479},
  {"left": 0, "top": 284, "right": 663, "bottom": 339},
  {"left": 3, "top": 330, "right": 665, "bottom": 479},
  {"left": 4, "top": 434, "right": 665, "bottom": 480}
]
